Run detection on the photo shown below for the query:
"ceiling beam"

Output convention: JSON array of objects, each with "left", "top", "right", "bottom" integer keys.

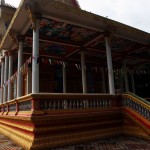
[{"left": 26, "top": 35, "right": 80, "bottom": 48}]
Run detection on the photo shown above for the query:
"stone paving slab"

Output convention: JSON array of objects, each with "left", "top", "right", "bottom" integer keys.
[{"left": 0, "top": 134, "right": 150, "bottom": 150}]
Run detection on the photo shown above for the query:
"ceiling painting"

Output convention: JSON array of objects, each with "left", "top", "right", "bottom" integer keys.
[
  {"left": 24, "top": 37, "right": 76, "bottom": 57},
  {"left": 29, "top": 17, "right": 99, "bottom": 45}
]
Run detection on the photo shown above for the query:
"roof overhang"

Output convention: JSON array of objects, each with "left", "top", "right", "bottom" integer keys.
[{"left": 1, "top": 0, "right": 150, "bottom": 51}]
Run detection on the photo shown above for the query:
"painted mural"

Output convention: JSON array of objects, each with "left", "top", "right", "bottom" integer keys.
[
  {"left": 25, "top": 37, "right": 76, "bottom": 56},
  {"left": 39, "top": 18, "right": 97, "bottom": 44}
]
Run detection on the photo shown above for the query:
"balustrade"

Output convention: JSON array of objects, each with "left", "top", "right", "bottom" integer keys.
[
  {"left": 4, "top": 105, "right": 7, "bottom": 112},
  {"left": 0, "top": 93, "right": 149, "bottom": 124},
  {"left": 39, "top": 96, "right": 111, "bottom": 110},
  {"left": 19, "top": 101, "right": 31, "bottom": 111},
  {"left": 122, "top": 96, "right": 150, "bottom": 121},
  {"left": 9, "top": 103, "right": 16, "bottom": 112}
]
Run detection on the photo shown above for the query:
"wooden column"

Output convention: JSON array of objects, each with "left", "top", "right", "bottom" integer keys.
[
  {"left": 104, "top": 36, "right": 115, "bottom": 94},
  {"left": 81, "top": 51, "right": 87, "bottom": 93},
  {"left": 8, "top": 51, "right": 13, "bottom": 101},
  {"left": 32, "top": 20, "right": 40, "bottom": 93},
  {"left": 17, "top": 40, "right": 23, "bottom": 98},
  {"left": 0, "top": 58, "right": 4, "bottom": 103},
  {"left": 3, "top": 52, "right": 9, "bottom": 102}
]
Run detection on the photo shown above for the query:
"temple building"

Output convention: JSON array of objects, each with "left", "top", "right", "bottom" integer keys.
[{"left": 0, "top": 0, "right": 149, "bottom": 149}]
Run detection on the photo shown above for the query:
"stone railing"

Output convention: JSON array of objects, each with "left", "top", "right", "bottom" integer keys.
[
  {"left": 122, "top": 93, "right": 150, "bottom": 121},
  {"left": 0, "top": 93, "right": 120, "bottom": 115},
  {"left": 0, "top": 93, "right": 149, "bottom": 121},
  {"left": 38, "top": 94, "right": 119, "bottom": 110}
]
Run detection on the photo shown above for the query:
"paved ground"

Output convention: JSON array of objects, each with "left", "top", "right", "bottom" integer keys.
[
  {"left": 0, "top": 134, "right": 150, "bottom": 150},
  {"left": 0, "top": 134, "right": 22, "bottom": 150}
]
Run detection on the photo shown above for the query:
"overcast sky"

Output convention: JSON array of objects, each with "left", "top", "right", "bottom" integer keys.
[{"left": 5, "top": 0, "right": 150, "bottom": 33}]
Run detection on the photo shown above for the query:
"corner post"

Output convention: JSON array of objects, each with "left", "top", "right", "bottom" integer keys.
[{"left": 32, "top": 20, "right": 40, "bottom": 93}]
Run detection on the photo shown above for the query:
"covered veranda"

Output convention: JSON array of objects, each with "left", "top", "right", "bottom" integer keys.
[{"left": 0, "top": 0, "right": 150, "bottom": 149}]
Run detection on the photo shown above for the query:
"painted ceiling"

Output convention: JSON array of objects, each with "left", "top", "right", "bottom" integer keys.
[{"left": 25, "top": 17, "right": 150, "bottom": 68}]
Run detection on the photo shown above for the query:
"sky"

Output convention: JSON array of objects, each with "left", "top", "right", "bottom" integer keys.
[{"left": 5, "top": 0, "right": 150, "bottom": 33}]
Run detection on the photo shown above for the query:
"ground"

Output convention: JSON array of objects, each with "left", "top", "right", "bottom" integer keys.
[{"left": 0, "top": 134, "right": 150, "bottom": 150}]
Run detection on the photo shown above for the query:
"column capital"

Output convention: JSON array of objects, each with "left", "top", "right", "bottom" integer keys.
[{"left": 25, "top": 5, "right": 41, "bottom": 31}]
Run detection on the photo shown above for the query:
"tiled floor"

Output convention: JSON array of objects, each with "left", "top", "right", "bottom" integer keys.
[
  {"left": 0, "top": 134, "right": 150, "bottom": 150},
  {"left": 0, "top": 134, "right": 23, "bottom": 150},
  {"left": 52, "top": 136, "right": 150, "bottom": 150}
]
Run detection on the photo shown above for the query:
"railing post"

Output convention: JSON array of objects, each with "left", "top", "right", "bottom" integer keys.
[
  {"left": 31, "top": 98, "right": 44, "bottom": 116},
  {"left": 1, "top": 104, "right": 4, "bottom": 115},
  {"left": 6, "top": 104, "right": 9, "bottom": 115},
  {"left": 15, "top": 100, "right": 19, "bottom": 115},
  {"left": 31, "top": 99, "right": 40, "bottom": 112}
]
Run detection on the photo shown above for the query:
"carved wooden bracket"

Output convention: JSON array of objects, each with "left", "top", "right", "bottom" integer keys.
[
  {"left": 25, "top": 5, "right": 41, "bottom": 31},
  {"left": 8, "top": 29, "right": 18, "bottom": 46}
]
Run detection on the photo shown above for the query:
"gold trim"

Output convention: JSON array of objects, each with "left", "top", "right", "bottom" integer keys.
[
  {"left": 123, "top": 94, "right": 150, "bottom": 109},
  {"left": 123, "top": 108, "right": 150, "bottom": 134},
  {"left": 0, "top": 119, "right": 33, "bottom": 132},
  {"left": 25, "top": 5, "right": 37, "bottom": 31}
]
